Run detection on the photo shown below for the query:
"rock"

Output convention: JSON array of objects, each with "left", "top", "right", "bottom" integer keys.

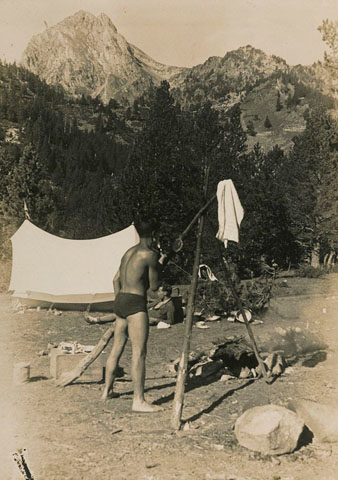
[
  {"left": 257, "top": 352, "right": 286, "bottom": 376},
  {"left": 271, "top": 354, "right": 286, "bottom": 376},
  {"left": 234, "top": 405, "right": 304, "bottom": 455},
  {"left": 239, "top": 366, "right": 252, "bottom": 379},
  {"left": 288, "top": 399, "right": 338, "bottom": 443},
  {"left": 36, "top": 349, "right": 48, "bottom": 357},
  {"left": 220, "top": 374, "right": 235, "bottom": 382},
  {"left": 157, "top": 321, "right": 171, "bottom": 329},
  {"left": 264, "top": 353, "right": 278, "bottom": 371},
  {"left": 275, "top": 327, "right": 287, "bottom": 336},
  {"left": 195, "top": 321, "right": 210, "bottom": 329},
  {"left": 183, "top": 422, "right": 191, "bottom": 431}
]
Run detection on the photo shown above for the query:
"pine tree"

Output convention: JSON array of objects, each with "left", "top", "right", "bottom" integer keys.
[
  {"left": 3, "top": 145, "right": 61, "bottom": 229},
  {"left": 276, "top": 91, "right": 283, "bottom": 111},
  {"left": 116, "top": 81, "right": 200, "bottom": 254},
  {"left": 246, "top": 120, "right": 257, "bottom": 136},
  {"left": 264, "top": 116, "right": 272, "bottom": 129},
  {"left": 285, "top": 108, "right": 338, "bottom": 263}
]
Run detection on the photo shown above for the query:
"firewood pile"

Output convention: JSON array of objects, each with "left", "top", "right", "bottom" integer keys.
[{"left": 168, "top": 336, "right": 287, "bottom": 381}]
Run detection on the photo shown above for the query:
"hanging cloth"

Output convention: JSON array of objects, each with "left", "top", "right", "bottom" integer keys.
[{"left": 216, "top": 179, "right": 244, "bottom": 248}]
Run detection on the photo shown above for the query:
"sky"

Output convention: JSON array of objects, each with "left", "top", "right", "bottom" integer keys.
[{"left": 0, "top": 0, "right": 338, "bottom": 67}]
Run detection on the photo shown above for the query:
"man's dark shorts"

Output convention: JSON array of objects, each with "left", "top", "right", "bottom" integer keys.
[{"left": 114, "top": 292, "right": 147, "bottom": 318}]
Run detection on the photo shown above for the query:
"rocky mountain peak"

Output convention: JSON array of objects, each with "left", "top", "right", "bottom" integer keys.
[
  {"left": 97, "top": 12, "right": 117, "bottom": 32},
  {"left": 21, "top": 10, "right": 181, "bottom": 104}
]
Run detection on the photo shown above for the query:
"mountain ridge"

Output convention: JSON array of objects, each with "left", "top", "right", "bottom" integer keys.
[{"left": 20, "top": 10, "right": 335, "bottom": 151}]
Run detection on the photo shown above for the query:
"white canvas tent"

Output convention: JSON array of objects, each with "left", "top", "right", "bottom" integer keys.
[{"left": 9, "top": 220, "right": 139, "bottom": 310}]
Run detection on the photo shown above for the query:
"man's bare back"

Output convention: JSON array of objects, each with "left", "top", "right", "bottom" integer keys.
[{"left": 117, "top": 244, "right": 160, "bottom": 297}]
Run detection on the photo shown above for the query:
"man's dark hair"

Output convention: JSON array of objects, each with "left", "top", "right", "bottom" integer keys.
[
  {"left": 161, "top": 282, "right": 172, "bottom": 296},
  {"left": 134, "top": 217, "right": 156, "bottom": 238}
]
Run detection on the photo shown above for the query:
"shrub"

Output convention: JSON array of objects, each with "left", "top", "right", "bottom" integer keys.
[
  {"left": 195, "top": 275, "right": 274, "bottom": 315},
  {"left": 296, "top": 265, "right": 324, "bottom": 278}
]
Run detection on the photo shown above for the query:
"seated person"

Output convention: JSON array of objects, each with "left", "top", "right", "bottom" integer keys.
[{"left": 148, "top": 282, "right": 178, "bottom": 326}]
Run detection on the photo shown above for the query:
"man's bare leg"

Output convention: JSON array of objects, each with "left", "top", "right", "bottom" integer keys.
[
  {"left": 127, "top": 312, "right": 163, "bottom": 412},
  {"left": 101, "top": 316, "right": 128, "bottom": 401}
]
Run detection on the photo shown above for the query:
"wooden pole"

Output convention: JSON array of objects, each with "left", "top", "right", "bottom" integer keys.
[
  {"left": 211, "top": 231, "right": 270, "bottom": 383},
  {"left": 56, "top": 324, "right": 116, "bottom": 387},
  {"left": 171, "top": 166, "right": 210, "bottom": 430},
  {"left": 180, "top": 194, "right": 216, "bottom": 241}
]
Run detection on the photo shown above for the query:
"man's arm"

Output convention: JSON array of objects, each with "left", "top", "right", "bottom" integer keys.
[
  {"left": 147, "top": 251, "right": 162, "bottom": 293},
  {"left": 113, "top": 268, "right": 121, "bottom": 296}
]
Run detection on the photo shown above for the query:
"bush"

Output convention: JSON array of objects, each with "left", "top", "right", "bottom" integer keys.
[
  {"left": 295, "top": 265, "right": 324, "bottom": 278},
  {"left": 195, "top": 275, "right": 274, "bottom": 316}
]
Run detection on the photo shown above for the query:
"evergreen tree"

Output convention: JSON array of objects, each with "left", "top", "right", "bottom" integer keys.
[
  {"left": 286, "top": 93, "right": 293, "bottom": 109},
  {"left": 116, "top": 81, "right": 201, "bottom": 263},
  {"left": 276, "top": 91, "right": 283, "bottom": 111},
  {"left": 318, "top": 19, "right": 338, "bottom": 96},
  {"left": 3, "top": 145, "right": 61, "bottom": 229},
  {"left": 222, "top": 104, "right": 247, "bottom": 162},
  {"left": 264, "top": 116, "right": 272, "bottom": 129},
  {"left": 246, "top": 120, "right": 257, "bottom": 136},
  {"left": 286, "top": 108, "right": 338, "bottom": 263},
  {"left": 232, "top": 144, "right": 297, "bottom": 272}
]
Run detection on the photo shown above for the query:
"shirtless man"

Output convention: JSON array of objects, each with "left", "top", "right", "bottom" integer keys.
[{"left": 101, "top": 217, "right": 164, "bottom": 412}]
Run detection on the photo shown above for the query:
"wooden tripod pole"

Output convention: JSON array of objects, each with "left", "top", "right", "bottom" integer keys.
[
  {"left": 179, "top": 194, "right": 216, "bottom": 241},
  {"left": 211, "top": 230, "right": 270, "bottom": 383},
  {"left": 171, "top": 167, "right": 210, "bottom": 430}
]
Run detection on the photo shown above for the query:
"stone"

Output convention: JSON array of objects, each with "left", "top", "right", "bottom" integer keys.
[
  {"left": 220, "top": 374, "right": 235, "bottom": 382},
  {"left": 271, "top": 354, "right": 286, "bottom": 376},
  {"left": 234, "top": 404, "right": 304, "bottom": 455},
  {"left": 239, "top": 366, "right": 252, "bottom": 379},
  {"left": 264, "top": 353, "right": 278, "bottom": 371},
  {"left": 288, "top": 399, "right": 338, "bottom": 443}
]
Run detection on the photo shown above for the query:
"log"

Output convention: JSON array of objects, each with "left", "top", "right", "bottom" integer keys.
[
  {"left": 84, "top": 313, "right": 116, "bottom": 325},
  {"left": 189, "top": 359, "right": 224, "bottom": 378},
  {"left": 56, "top": 324, "right": 115, "bottom": 387}
]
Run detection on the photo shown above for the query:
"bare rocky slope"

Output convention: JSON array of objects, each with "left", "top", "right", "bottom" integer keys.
[{"left": 22, "top": 10, "right": 184, "bottom": 105}]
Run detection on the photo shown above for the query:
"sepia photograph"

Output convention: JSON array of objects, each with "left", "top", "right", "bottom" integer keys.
[{"left": 1, "top": 1, "right": 338, "bottom": 478}]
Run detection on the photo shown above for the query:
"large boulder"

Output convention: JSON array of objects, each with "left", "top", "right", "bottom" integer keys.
[
  {"left": 288, "top": 399, "right": 338, "bottom": 443},
  {"left": 235, "top": 404, "right": 304, "bottom": 455}
]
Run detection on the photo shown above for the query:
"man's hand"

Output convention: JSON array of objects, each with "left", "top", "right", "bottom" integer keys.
[{"left": 158, "top": 252, "right": 168, "bottom": 265}]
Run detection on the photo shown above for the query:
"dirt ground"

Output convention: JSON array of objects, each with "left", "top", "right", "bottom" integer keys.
[{"left": 2, "top": 274, "right": 338, "bottom": 480}]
